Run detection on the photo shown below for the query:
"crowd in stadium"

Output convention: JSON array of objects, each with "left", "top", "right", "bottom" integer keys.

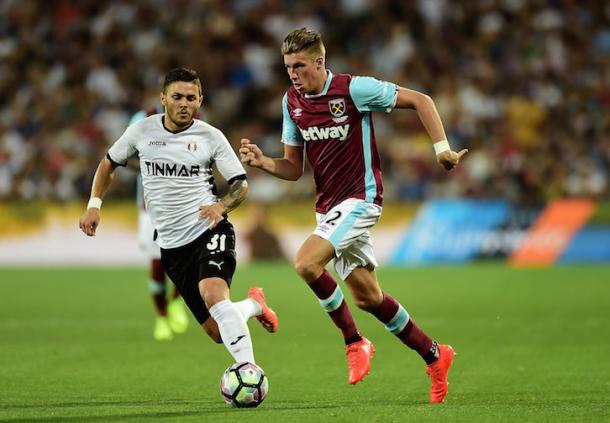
[{"left": 0, "top": 0, "right": 608, "bottom": 204}]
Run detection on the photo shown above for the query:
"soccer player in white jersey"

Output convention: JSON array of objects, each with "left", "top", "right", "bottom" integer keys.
[
  {"left": 240, "top": 29, "right": 466, "bottom": 403},
  {"left": 80, "top": 68, "right": 278, "bottom": 366},
  {"left": 129, "top": 107, "right": 189, "bottom": 341}
]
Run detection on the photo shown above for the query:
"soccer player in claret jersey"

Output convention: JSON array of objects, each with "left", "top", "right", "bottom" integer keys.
[
  {"left": 80, "top": 68, "right": 278, "bottom": 366},
  {"left": 240, "top": 28, "right": 467, "bottom": 403},
  {"left": 129, "top": 107, "right": 189, "bottom": 341},
  {"left": 137, "top": 172, "right": 189, "bottom": 341}
]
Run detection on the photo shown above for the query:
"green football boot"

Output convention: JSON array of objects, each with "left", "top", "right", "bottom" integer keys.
[{"left": 167, "top": 298, "right": 189, "bottom": 334}]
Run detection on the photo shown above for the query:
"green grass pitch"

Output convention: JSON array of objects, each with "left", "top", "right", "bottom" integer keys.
[{"left": 1, "top": 264, "right": 609, "bottom": 422}]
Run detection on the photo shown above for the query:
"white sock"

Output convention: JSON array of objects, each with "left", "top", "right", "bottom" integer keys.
[
  {"left": 209, "top": 300, "right": 255, "bottom": 364},
  {"left": 234, "top": 298, "right": 262, "bottom": 321}
]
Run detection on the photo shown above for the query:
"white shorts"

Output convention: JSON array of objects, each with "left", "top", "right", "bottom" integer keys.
[
  {"left": 313, "top": 198, "right": 381, "bottom": 280},
  {"left": 138, "top": 210, "right": 161, "bottom": 260}
]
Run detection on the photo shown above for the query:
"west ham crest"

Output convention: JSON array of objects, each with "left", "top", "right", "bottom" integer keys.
[{"left": 328, "top": 98, "right": 346, "bottom": 117}]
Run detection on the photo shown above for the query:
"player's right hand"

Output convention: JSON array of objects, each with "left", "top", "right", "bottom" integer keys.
[
  {"left": 239, "top": 138, "right": 264, "bottom": 168},
  {"left": 79, "top": 209, "right": 100, "bottom": 236},
  {"left": 437, "top": 148, "right": 468, "bottom": 171}
]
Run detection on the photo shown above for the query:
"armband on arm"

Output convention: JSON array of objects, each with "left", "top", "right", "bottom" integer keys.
[
  {"left": 87, "top": 197, "right": 102, "bottom": 209},
  {"left": 433, "top": 140, "right": 450, "bottom": 155}
]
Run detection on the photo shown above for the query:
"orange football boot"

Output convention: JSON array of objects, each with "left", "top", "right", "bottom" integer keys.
[
  {"left": 426, "top": 344, "right": 455, "bottom": 403},
  {"left": 346, "top": 337, "right": 375, "bottom": 385},
  {"left": 248, "top": 287, "right": 278, "bottom": 333}
]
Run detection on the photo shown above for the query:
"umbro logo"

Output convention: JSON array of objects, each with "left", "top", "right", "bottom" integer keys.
[
  {"left": 229, "top": 335, "right": 246, "bottom": 346},
  {"left": 209, "top": 260, "right": 223, "bottom": 270}
]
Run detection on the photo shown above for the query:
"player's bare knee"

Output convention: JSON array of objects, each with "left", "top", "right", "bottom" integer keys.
[
  {"left": 353, "top": 291, "right": 383, "bottom": 311},
  {"left": 203, "top": 291, "right": 219, "bottom": 308},
  {"left": 294, "top": 259, "right": 321, "bottom": 282},
  {"left": 353, "top": 296, "right": 377, "bottom": 311},
  {"left": 200, "top": 278, "right": 227, "bottom": 308}
]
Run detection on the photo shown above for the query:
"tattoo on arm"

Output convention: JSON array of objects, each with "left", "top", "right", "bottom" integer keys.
[{"left": 220, "top": 179, "right": 248, "bottom": 213}]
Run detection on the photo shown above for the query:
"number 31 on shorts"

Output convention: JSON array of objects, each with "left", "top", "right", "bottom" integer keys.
[{"left": 207, "top": 234, "right": 227, "bottom": 251}]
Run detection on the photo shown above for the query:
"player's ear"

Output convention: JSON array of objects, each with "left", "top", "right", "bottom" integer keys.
[
  {"left": 160, "top": 91, "right": 167, "bottom": 107},
  {"left": 315, "top": 56, "right": 324, "bottom": 69}
]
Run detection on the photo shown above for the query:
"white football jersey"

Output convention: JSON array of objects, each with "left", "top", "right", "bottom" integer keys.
[{"left": 107, "top": 114, "right": 245, "bottom": 249}]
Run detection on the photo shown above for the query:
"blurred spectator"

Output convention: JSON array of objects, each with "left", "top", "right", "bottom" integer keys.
[
  {"left": 245, "top": 203, "right": 287, "bottom": 261},
  {"left": 0, "top": 0, "right": 608, "bottom": 204}
]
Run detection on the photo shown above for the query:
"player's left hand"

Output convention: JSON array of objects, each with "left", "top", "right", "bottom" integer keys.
[
  {"left": 198, "top": 202, "right": 226, "bottom": 228},
  {"left": 437, "top": 149, "right": 468, "bottom": 171}
]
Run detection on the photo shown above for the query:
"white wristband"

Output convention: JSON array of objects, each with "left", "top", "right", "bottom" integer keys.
[
  {"left": 433, "top": 140, "right": 450, "bottom": 155},
  {"left": 87, "top": 197, "right": 102, "bottom": 209}
]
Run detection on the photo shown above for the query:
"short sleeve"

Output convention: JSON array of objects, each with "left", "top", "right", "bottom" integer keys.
[
  {"left": 107, "top": 125, "right": 138, "bottom": 166},
  {"left": 212, "top": 130, "right": 246, "bottom": 182},
  {"left": 349, "top": 76, "right": 398, "bottom": 113},
  {"left": 281, "top": 94, "right": 304, "bottom": 146}
]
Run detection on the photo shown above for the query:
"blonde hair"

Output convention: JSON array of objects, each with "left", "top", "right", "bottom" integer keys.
[{"left": 281, "top": 27, "right": 326, "bottom": 59}]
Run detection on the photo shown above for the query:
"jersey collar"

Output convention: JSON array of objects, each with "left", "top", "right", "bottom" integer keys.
[
  {"left": 305, "top": 70, "right": 333, "bottom": 98},
  {"left": 161, "top": 115, "right": 195, "bottom": 134}
]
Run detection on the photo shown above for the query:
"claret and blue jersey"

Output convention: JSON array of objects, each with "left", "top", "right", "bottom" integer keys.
[{"left": 282, "top": 70, "right": 398, "bottom": 214}]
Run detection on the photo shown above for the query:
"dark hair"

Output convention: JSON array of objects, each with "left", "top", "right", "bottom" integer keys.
[
  {"left": 281, "top": 27, "right": 325, "bottom": 57},
  {"left": 162, "top": 68, "right": 202, "bottom": 94}
]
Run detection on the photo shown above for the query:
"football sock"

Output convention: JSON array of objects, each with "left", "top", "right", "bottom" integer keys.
[
  {"left": 309, "top": 270, "right": 361, "bottom": 345},
  {"left": 426, "top": 341, "right": 440, "bottom": 365},
  {"left": 149, "top": 259, "right": 167, "bottom": 317},
  {"left": 234, "top": 298, "right": 262, "bottom": 321},
  {"left": 209, "top": 300, "right": 255, "bottom": 364},
  {"left": 371, "top": 292, "right": 437, "bottom": 364}
]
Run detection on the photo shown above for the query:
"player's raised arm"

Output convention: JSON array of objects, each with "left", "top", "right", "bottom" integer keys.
[
  {"left": 239, "top": 138, "right": 304, "bottom": 181},
  {"left": 394, "top": 87, "right": 468, "bottom": 171},
  {"left": 78, "top": 156, "right": 118, "bottom": 236}
]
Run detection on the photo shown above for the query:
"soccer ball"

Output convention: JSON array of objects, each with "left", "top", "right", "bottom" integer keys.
[{"left": 220, "top": 362, "right": 268, "bottom": 408}]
